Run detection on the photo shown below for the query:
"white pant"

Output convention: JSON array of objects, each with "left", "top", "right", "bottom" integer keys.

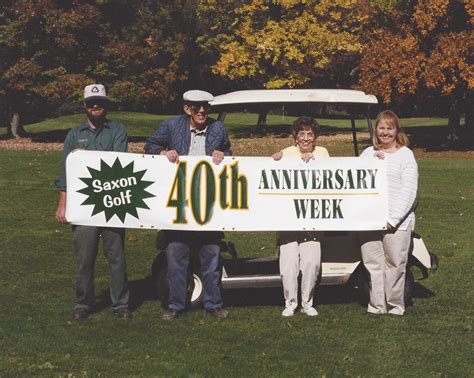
[
  {"left": 279, "top": 241, "right": 321, "bottom": 310},
  {"left": 360, "top": 228, "right": 411, "bottom": 315}
]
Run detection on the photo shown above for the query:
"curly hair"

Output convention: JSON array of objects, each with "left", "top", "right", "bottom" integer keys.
[{"left": 291, "top": 116, "right": 320, "bottom": 139}]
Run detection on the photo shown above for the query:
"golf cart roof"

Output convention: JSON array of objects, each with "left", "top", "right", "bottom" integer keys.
[{"left": 211, "top": 89, "right": 378, "bottom": 106}]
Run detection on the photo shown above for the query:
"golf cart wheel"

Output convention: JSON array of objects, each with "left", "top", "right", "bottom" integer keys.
[
  {"left": 187, "top": 272, "right": 203, "bottom": 308},
  {"left": 153, "top": 266, "right": 204, "bottom": 309}
]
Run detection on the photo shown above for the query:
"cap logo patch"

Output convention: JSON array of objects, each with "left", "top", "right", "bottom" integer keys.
[{"left": 91, "top": 86, "right": 99, "bottom": 93}]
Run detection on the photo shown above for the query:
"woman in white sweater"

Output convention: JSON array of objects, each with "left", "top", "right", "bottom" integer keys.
[
  {"left": 360, "top": 110, "right": 418, "bottom": 315},
  {"left": 272, "top": 116, "right": 329, "bottom": 317}
]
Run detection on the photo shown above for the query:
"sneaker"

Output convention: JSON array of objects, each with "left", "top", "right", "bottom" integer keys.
[
  {"left": 206, "top": 308, "right": 229, "bottom": 319},
  {"left": 281, "top": 307, "right": 295, "bottom": 317},
  {"left": 162, "top": 309, "right": 180, "bottom": 321},
  {"left": 301, "top": 307, "right": 319, "bottom": 316}
]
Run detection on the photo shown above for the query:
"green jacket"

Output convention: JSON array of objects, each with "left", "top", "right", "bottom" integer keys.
[{"left": 56, "top": 119, "right": 128, "bottom": 191}]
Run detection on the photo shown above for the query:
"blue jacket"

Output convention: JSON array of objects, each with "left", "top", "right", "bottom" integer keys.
[{"left": 144, "top": 114, "right": 232, "bottom": 156}]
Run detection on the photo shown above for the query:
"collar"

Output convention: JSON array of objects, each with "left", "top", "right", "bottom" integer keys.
[
  {"left": 190, "top": 125, "right": 207, "bottom": 135},
  {"left": 79, "top": 119, "right": 111, "bottom": 131}
]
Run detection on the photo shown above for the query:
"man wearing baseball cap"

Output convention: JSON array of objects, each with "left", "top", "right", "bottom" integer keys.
[
  {"left": 55, "top": 84, "right": 132, "bottom": 320},
  {"left": 145, "top": 90, "right": 231, "bottom": 320}
]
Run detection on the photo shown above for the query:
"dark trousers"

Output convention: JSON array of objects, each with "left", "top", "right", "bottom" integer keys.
[
  {"left": 72, "top": 225, "right": 129, "bottom": 310},
  {"left": 165, "top": 231, "right": 223, "bottom": 311}
]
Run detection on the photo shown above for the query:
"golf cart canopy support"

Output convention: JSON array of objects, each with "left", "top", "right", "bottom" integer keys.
[{"left": 211, "top": 89, "right": 379, "bottom": 156}]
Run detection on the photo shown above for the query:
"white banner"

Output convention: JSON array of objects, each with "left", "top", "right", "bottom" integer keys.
[{"left": 66, "top": 150, "right": 388, "bottom": 231}]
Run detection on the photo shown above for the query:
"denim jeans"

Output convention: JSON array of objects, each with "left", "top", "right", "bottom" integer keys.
[
  {"left": 72, "top": 225, "right": 129, "bottom": 310},
  {"left": 165, "top": 231, "right": 223, "bottom": 311}
]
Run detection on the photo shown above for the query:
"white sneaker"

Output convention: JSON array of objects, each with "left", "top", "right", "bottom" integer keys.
[
  {"left": 301, "top": 307, "right": 319, "bottom": 316},
  {"left": 281, "top": 307, "right": 295, "bottom": 317}
]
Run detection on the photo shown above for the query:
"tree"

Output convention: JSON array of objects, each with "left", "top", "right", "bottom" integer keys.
[
  {"left": 0, "top": 0, "right": 198, "bottom": 136},
  {"left": 93, "top": 0, "right": 197, "bottom": 112},
  {"left": 197, "top": 1, "right": 366, "bottom": 90},
  {"left": 358, "top": 0, "right": 473, "bottom": 136},
  {"left": 0, "top": 0, "right": 105, "bottom": 137}
]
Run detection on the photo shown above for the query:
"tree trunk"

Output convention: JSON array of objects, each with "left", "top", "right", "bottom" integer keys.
[
  {"left": 9, "top": 112, "right": 26, "bottom": 138},
  {"left": 447, "top": 92, "right": 462, "bottom": 143},
  {"left": 465, "top": 89, "right": 473, "bottom": 129},
  {"left": 256, "top": 110, "right": 267, "bottom": 134},
  {"left": 464, "top": 89, "right": 474, "bottom": 147}
]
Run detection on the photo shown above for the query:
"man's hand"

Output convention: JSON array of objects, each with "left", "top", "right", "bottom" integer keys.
[
  {"left": 212, "top": 150, "right": 224, "bottom": 165},
  {"left": 55, "top": 192, "right": 68, "bottom": 224},
  {"left": 162, "top": 149, "right": 179, "bottom": 163}
]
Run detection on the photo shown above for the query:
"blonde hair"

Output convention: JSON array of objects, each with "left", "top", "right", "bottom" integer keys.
[{"left": 373, "top": 110, "right": 410, "bottom": 149}]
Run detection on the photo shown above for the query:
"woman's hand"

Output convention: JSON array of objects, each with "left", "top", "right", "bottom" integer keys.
[
  {"left": 272, "top": 151, "right": 283, "bottom": 161},
  {"left": 374, "top": 151, "right": 385, "bottom": 160},
  {"left": 301, "top": 152, "right": 314, "bottom": 163}
]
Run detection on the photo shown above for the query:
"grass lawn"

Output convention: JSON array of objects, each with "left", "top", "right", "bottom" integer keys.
[
  {"left": 0, "top": 114, "right": 473, "bottom": 376},
  {"left": 22, "top": 111, "right": 457, "bottom": 138}
]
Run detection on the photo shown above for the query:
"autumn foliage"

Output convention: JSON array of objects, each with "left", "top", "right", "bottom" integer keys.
[
  {"left": 358, "top": 0, "right": 473, "bottom": 124},
  {"left": 0, "top": 0, "right": 472, "bottom": 132}
]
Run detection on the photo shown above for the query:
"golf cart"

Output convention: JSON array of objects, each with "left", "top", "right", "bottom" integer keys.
[{"left": 151, "top": 89, "right": 438, "bottom": 308}]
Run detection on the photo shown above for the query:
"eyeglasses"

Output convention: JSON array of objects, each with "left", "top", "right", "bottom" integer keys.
[
  {"left": 85, "top": 99, "right": 107, "bottom": 109},
  {"left": 188, "top": 103, "right": 211, "bottom": 113}
]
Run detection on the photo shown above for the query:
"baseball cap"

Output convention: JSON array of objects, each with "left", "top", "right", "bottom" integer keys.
[{"left": 84, "top": 84, "right": 107, "bottom": 101}]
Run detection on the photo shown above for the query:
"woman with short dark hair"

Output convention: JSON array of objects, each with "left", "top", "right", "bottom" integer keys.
[{"left": 272, "top": 116, "right": 329, "bottom": 317}]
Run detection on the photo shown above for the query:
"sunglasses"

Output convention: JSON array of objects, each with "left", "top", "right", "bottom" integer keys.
[
  {"left": 85, "top": 99, "right": 107, "bottom": 108},
  {"left": 188, "top": 103, "right": 211, "bottom": 113}
]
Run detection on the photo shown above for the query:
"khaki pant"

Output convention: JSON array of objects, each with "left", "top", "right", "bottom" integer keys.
[
  {"left": 279, "top": 241, "right": 321, "bottom": 310},
  {"left": 360, "top": 228, "right": 411, "bottom": 315}
]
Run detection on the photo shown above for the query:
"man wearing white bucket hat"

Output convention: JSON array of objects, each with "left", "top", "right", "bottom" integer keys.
[
  {"left": 145, "top": 89, "right": 231, "bottom": 320},
  {"left": 55, "top": 84, "right": 132, "bottom": 321}
]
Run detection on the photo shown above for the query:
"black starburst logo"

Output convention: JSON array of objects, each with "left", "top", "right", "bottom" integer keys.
[{"left": 77, "top": 158, "right": 155, "bottom": 222}]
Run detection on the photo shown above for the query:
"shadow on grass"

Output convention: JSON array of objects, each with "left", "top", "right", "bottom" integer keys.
[
  {"left": 0, "top": 129, "right": 149, "bottom": 143},
  {"left": 406, "top": 125, "right": 474, "bottom": 152},
  {"left": 412, "top": 280, "right": 436, "bottom": 299},
  {"left": 223, "top": 282, "right": 434, "bottom": 309},
  {"left": 92, "top": 275, "right": 435, "bottom": 314},
  {"left": 222, "top": 285, "right": 355, "bottom": 308},
  {"left": 93, "top": 277, "right": 157, "bottom": 313},
  {"left": 0, "top": 129, "right": 69, "bottom": 142},
  {"left": 12, "top": 123, "right": 472, "bottom": 152}
]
